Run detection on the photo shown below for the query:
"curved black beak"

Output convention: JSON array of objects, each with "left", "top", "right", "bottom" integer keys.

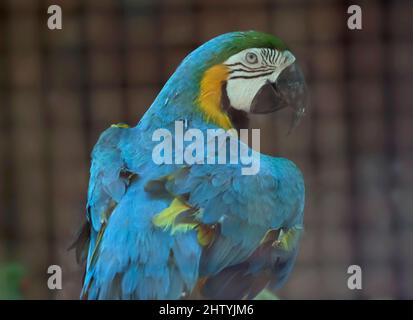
[{"left": 250, "top": 62, "right": 309, "bottom": 132}]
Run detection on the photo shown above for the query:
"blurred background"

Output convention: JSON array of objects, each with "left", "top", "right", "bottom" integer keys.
[{"left": 0, "top": 0, "right": 412, "bottom": 299}]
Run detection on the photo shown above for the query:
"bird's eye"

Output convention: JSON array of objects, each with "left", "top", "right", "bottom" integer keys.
[{"left": 245, "top": 52, "right": 258, "bottom": 64}]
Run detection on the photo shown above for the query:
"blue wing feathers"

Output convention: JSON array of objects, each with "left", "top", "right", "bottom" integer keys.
[{"left": 81, "top": 119, "right": 305, "bottom": 299}]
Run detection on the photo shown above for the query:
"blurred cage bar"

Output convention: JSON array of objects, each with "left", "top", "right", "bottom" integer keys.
[{"left": 0, "top": 0, "right": 412, "bottom": 299}]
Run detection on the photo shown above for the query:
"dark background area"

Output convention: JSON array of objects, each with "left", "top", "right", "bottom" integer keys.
[{"left": 0, "top": 0, "right": 412, "bottom": 299}]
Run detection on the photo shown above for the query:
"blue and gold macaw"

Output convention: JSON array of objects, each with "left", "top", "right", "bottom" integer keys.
[{"left": 73, "top": 31, "right": 308, "bottom": 299}]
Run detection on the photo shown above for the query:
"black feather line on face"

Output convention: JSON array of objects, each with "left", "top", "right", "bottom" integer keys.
[
  {"left": 270, "top": 49, "right": 276, "bottom": 64},
  {"left": 225, "top": 62, "right": 266, "bottom": 70},
  {"left": 221, "top": 82, "right": 249, "bottom": 131},
  {"left": 260, "top": 49, "right": 268, "bottom": 61},
  {"left": 229, "top": 70, "right": 274, "bottom": 80},
  {"left": 229, "top": 67, "right": 272, "bottom": 74}
]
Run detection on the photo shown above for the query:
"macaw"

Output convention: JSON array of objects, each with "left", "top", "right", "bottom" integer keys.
[{"left": 73, "top": 31, "right": 308, "bottom": 299}]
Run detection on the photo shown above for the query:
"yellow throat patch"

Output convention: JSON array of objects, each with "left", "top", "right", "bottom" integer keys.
[{"left": 197, "top": 64, "right": 233, "bottom": 130}]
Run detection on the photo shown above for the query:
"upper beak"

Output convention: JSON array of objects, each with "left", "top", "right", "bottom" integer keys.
[{"left": 250, "top": 61, "right": 309, "bottom": 132}]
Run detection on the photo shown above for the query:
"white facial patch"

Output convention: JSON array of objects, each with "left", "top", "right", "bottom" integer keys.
[{"left": 224, "top": 48, "right": 295, "bottom": 112}]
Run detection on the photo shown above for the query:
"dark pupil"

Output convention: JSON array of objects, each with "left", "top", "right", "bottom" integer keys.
[{"left": 248, "top": 53, "right": 256, "bottom": 63}]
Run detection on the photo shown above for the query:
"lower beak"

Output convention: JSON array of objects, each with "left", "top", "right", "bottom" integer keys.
[{"left": 250, "top": 62, "right": 309, "bottom": 131}]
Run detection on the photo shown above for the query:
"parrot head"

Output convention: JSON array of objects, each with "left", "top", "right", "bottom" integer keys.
[{"left": 159, "top": 31, "right": 308, "bottom": 131}]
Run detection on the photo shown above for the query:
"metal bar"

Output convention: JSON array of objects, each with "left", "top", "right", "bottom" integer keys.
[
  {"left": 119, "top": 1, "right": 130, "bottom": 122},
  {"left": 0, "top": 1, "right": 18, "bottom": 260},
  {"left": 38, "top": 1, "right": 56, "bottom": 300},
  {"left": 79, "top": 3, "right": 93, "bottom": 162},
  {"left": 382, "top": 0, "right": 403, "bottom": 299},
  {"left": 343, "top": 0, "right": 363, "bottom": 299}
]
